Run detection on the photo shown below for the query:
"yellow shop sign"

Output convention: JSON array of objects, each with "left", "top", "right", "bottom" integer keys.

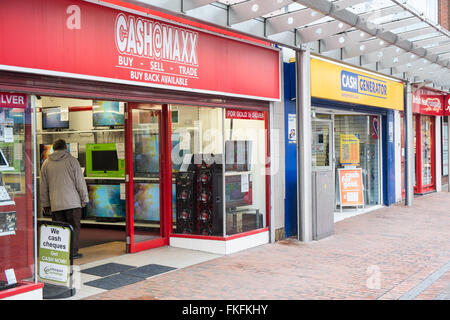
[{"left": 311, "top": 57, "right": 404, "bottom": 110}]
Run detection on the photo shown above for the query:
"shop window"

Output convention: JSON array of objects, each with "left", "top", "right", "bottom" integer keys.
[
  {"left": 172, "top": 106, "right": 224, "bottom": 236},
  {"left": 421, "top": 116, "right": 433, "bottom": 186},
  {"left": 171, "top": 106, "right": 268, "bottom": 237},
  {"left": 334, "top": 115, "right": 381, "bottom": 210},
  {"left": 0, "top": 96, "right": 36, "bottom": 291},
  {"left": 224, "top": 113, "right": 267, "bottom": 236}
]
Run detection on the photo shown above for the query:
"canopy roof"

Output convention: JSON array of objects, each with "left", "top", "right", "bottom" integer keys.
[{"left": 119, "top": 0, "right": 450, "bottom": 91}]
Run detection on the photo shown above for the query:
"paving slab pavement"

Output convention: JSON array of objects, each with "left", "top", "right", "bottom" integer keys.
[{"left": 82, "top": 192, "right": 450, "bottom": 300}]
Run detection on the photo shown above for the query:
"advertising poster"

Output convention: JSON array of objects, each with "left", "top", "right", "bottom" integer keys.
[
  {"left": 288, "top": 114, "right": 296, "bottom": 143},
  {"left": 340, "top": 134, "right": 360, "bottom": 166},
  {"left": 338, "top": 168, "right": 364, "bottom": 207},
  {"left": 39, "top": 224, "right": 71, "bottom": 284}
]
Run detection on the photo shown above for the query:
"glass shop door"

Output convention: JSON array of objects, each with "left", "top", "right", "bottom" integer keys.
[{"left": 125, "top": 103, "right": 166, "bottom": 253}]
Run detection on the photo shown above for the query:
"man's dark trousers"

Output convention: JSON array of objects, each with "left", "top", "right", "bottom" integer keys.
[{"left": 52, "top": 208, "right": 81, "bottom": 257}]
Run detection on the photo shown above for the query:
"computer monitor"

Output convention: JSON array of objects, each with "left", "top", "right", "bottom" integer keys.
[
  {"left": 86, "top": 184, "right": 125, "bottom": 221},
  {"left": 225, "top": 140, "right": 252, "bottom": 172},
  {"left": 39, "top": 143, "right": 73, "bottom": 166},
  {"left": 92, "top": 100, "right": 124, "bottom": 127},
  {"left": 133, "top": 183, "right": 160, "bottom": 222},
  {"left": 85, "top": 143, "right": 125, "bottom": 177},
  {"left": 42, "top": 107, "right": 69, "bottom": 130},
  {"left": 134, "top": 133, "right": 159, "bottom": 174},
  {"left": 225, "top": 174, "right": 252, "bottom": 208},
  {"left": 92, "top": 150, "right": 119, "bottom": 172},
  {"left": 0, "top": 148, "right": 9, "bottom": 168}
]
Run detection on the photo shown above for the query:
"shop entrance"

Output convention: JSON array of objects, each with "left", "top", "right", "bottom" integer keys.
[
  {"left": 312, "top": 109, "right": 383, "bottom": 222},
  {"left": 126, "top": 104, "right": 165, "bottom": 253},
  {"left": 400, "top": 113, "right": 436, "bottom": 196},
  {"left": 36, "top": 97, "right": 170, "bottom": 263}
]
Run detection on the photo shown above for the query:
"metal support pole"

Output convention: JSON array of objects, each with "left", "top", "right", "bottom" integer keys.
[
  {"left": 405, "top": 82, "right": 414, "bottom": 206},
  {"left": 295, "top": 49, "right": 312, "bottom": 242}
]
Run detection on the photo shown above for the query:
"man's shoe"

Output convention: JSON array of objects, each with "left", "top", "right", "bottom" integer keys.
[{"left": 72, "top": 253, "right": 83, "bottom": 260}]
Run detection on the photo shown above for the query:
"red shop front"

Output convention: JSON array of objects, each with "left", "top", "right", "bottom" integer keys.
[
  {"left": 0, "top": 0, "right": 280, "bottom": 299},
  {"left": 401, "top": 88, "right": 446, "bottom": 196}
]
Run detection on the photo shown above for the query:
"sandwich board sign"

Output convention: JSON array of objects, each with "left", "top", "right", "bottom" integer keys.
[{"left": 38, "top": 223, "right": 72, "bottom": 285}]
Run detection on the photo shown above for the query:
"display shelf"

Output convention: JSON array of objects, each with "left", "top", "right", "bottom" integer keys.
[
  {"left": 37, "top": 217, "right": 159, "bottom": 228},
  {"left": 224, "top": 170, "right": 252, "bottom": 176},
  {"left": 0, "top": 200, "right": 15, "bottom": 207},
  {"left": 0, "top": 167, "right": 16, "bottom": 172},
  {"left": 36, "top": 128, "right": 124, "bottom": 135},
  {"left": 84, "top": 177, "right": 125, "bottom": 181}
]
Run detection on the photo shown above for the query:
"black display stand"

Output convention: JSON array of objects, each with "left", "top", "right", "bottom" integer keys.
[{"left": 38, "top": 221, "right": 76, "bottom": 299}]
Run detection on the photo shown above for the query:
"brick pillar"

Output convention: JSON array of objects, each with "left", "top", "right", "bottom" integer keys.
[{"left": 439, "top": 0, "right": 449, "bottom": 30}]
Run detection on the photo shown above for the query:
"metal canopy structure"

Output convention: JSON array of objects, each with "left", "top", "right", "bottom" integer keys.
[{"left": 119, "top": 0, "right": 450, "bottom": 91}]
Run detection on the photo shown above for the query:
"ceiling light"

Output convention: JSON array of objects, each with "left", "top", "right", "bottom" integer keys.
[{"left": 251, "top": 4, "right": 259, "bottom": 12}]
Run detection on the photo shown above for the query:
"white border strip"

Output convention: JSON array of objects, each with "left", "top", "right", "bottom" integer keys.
[
  {"left": 0, "top": 64, "right": 280, "bottom": 102},
  {"left": 169, "top": 231, "right": 269, "bottom": 255}
]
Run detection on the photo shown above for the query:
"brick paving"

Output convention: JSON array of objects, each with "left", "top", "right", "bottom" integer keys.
[{"left": 85, "top": 192, "right": 450, "bottom": 300}]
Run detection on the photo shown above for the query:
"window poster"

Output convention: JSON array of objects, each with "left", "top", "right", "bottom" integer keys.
[{"left": 340, "top": 134, "right": 360, "bottom": 166}]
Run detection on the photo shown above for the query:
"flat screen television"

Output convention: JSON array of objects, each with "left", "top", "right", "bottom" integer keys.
[
  {"left": 85, "top": 143, "right": 125, "bottom": 177},
  {"left": 92, "top": 100, "right": 124, "bottom": 127},
  {"left": 42, "top": 107, "right": 69, "bottom": 130},
  {"left": 134, "top": 133, "right": 159, "bottom": 174},
  {"left": 225, "top": 174, "right": 252, "bottom": 209},
  {"left": 133, "top": 183, "right": 160, "bottom": 221},
  {"left": 39, "top": 143, "right": 73, "bottom": 166},
  {"left": 86, "top": 184, "right": 125, "bottom": 220},
  {"left": 225, "top": 140, "right": 252, "bottom": 172}
]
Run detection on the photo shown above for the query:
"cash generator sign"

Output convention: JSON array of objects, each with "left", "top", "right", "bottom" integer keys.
[
  {"left": 341, "top": 70, "right": 387, "bottom": 99},
  {"left": 310, "top": 58, "right": 403, "bottom": 110},
  {"left": 115, "top": 13, "right": 199, "bottom": 86}
]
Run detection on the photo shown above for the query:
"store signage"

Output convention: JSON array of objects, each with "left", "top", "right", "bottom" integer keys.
[
  {"left": 311, "top": 57, "right": 404, "bottom": 110},
  {"left": 225, "top": 109, "right": 265, "bottom": 120},
  {"left": 412, "top": 94, "right": 444, "bottom": 116},
  {"left": 338, "top": 168, "right": 364, "bottom": 207},
  {"left": 340, "top": 134, "right": 360, "bottom": 166},
  {"left": 444, "top": 96, "right": 450, "bottom": 116},
  {"left": 39, "top": 224, "right": 71, "bottom": 284},
  {"left": 0, "top": 0, "right": 280, "bottom": 101},
  {"left": 0, "top": 93, "right": 27, "bottom": 109},
  {"left": 341, "top": 70, "right": 387, "bottom": 99}
]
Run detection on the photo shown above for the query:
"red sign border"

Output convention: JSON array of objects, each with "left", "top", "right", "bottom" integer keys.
[{"left": 0, "top": 0, "right": 281, "bottom": 102}]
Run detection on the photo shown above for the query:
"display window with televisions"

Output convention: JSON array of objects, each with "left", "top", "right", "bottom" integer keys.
[
  {"left": 0, "top": 92, "right": 271, "bottom": 299},
  {"left": 31, "top": 96, "right": 271, "bottom": 257}
]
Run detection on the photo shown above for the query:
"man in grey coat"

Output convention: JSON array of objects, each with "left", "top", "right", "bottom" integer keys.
[{"left": 40, "top": 139, "right": 89, "bottom": 259}]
